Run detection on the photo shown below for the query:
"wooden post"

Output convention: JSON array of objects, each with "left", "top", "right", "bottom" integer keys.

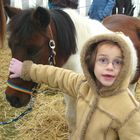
[{"left": 0, "top": 0, "right": 6, "bottom": 48}]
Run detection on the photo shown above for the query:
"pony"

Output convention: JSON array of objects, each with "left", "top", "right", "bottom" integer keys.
[
  {"left": 103, "top": 14, "right": 140, "bottom": 88},
  {"left": 0, "top": 0, "right": 6, "bottom": 48},
  {"left": 112, "top": 0, "right": 135, "bottom": 16},
  {"left": 4, "top": 6, "right": 110, "bottom": 138}
]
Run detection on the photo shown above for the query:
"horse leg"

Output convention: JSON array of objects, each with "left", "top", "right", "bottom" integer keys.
[
  {"left": 118, "top": 5, "right": 124, "bottom": 14},
  {"left": 124, "top": 0, "right": 132, "bottom": 15},
  {"left": 112, "top": 6, "right": 117, "bottom": 14},
  {"left": 117, "top": 0, "right": 124, "bottom": 14},
  {"left": 64, "top": 94, "right": 76, "bottom": 139},
  {"left": 62, "top": 54, "right": 82, "bottom": 139},
  {"left": 129, "top": 83, "right": 137, "bottom": 95},
  {"left": 134, "top": 80, "right": 140, "bottom": 102}
]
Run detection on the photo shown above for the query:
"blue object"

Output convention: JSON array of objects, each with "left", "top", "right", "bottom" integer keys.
[
  {"left": 88, "top": 0, "right": 116, "bottom": 22},
  {"left": 48, "top": 2, "right": 61, "bottom": 9}
]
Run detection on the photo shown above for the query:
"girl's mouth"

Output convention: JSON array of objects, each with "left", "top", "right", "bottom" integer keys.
[{"left": 102, "top": 74, "right": 115, "bottom": 80}]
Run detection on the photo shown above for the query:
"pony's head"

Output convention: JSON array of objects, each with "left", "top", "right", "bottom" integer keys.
[
  {"left": 5, "top": 6, "right": 77, "bottom": 107},
  {"left": 5, "top": 6, "right": 51, "bottom": 107}
]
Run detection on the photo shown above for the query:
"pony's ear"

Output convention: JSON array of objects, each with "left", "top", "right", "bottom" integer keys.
[
  {"left": 32, "top": 7, "right": 50, "bottom": 29},
  {"left": 4, "top": 6, "right": 22, "bottom": 18}
]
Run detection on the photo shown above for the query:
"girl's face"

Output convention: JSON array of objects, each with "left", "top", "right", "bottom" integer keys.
[{"left": 94, "top": 43, "right": 123, "bottom": 87}]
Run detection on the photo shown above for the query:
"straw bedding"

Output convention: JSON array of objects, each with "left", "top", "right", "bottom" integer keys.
[{"left": 0, "top": 38, "right": 140, "bottom": 140}]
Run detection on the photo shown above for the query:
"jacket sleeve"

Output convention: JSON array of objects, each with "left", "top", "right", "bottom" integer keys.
[
  {"left": 118, "top": 109, "right": 140, "bottom": 140},
  {"left": 21, "top": 61, "right": 84, "bottom": 98},
  {"left": 99, "top": 0, "right": 115, "bottom": 19}
]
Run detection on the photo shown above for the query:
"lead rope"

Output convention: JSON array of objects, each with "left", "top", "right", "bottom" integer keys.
[
  {"left": 0, "top": 95, "right": 35, "bottom": 125},
  {"left": 0, "top": 83, "right": 41, "bottom": 125}
]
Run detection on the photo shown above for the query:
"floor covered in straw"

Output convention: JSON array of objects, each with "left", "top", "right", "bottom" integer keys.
[{"left": 1, "top": 37, "right": 140, "bottom": 140}]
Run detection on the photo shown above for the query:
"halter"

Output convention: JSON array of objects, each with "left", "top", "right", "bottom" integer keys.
[
  {"left": 48, "top": 25, "right": 56, "bottom": 65},
  {"left": 7, "top": 81, "right": 33, "bottom": 95},
  {"left": 0, "top": 25, "right": 56, "bottom": 125},
  {"left": 6, "top": 25, "right": 56, "bottom": 96}
]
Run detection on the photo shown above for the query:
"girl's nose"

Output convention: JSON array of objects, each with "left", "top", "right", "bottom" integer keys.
[{"left": 106, "top": 62, "right": 114, "bottom": 70}]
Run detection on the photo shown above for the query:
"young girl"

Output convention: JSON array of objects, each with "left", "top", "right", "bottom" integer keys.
[{"left": 9, "top": 32, "right": 140, "bottom": 140}]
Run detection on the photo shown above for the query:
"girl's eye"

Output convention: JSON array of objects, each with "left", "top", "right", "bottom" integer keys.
[
  {"left": 98, "top": 57, "right": 108, "bottom": 64},
  {"left": 113, "top": 59, "right": 123, "bottom": 65}
]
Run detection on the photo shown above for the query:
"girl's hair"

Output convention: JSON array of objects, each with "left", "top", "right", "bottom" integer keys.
[{"left": 85, "top": 40, "right": 121, "bottom": 79}]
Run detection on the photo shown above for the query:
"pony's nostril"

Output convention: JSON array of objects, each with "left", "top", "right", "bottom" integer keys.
[
  {"left": 6, "top": 96, "right": 22, "bottom": 108},
  {"left": 11, "top": 97, "right": 21, "bottom": 107}
]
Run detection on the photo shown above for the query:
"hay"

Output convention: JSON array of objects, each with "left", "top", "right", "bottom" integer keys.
[
  {"left": 14, "top": 93, "right": 69, "bottom": 140},
  {"left": 1, "top": 36, "right": 140, "bottom": 140}
]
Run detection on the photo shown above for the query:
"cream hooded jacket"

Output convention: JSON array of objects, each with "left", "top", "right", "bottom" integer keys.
[{"left": 20, "top": 32, "right": 140, "bottom": 140}]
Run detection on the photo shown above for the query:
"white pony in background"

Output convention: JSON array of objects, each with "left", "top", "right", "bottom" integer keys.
[{"left": 62, "top": 9, "right": 111, "bottom": 138}]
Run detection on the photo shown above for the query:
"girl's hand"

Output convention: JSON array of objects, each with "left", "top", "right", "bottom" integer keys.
[{"left": 9, "top": 58, "right": 23, "bottom": 78}]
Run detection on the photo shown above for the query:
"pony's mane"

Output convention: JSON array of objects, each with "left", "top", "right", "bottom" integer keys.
[
  {"left": 9, "top": 7, "right": 77, "bottom": 57},
  {"left": 50, "top": 9, "right": 77, "bottom": 56}
]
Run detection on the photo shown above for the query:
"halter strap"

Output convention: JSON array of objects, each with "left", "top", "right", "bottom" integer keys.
[
  {"left": 49, "top": 25, "right": 54, "bottom": 40},
  {"left": 48, "top": 25, "right": 56, "bottom": 65},
  {"left": 7, "top": 81, "right": 33, "bottom": 95}
]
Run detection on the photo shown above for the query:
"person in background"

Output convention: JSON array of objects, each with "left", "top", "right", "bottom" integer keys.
[
  {"left": 48, "top": 0, "right": 78, "bottom": 9},
  {"left": 9, "top": 32, "right": 140, "bottom": 140},
  {"left": 88, "top": 0, "right": 116, "bottom": 22}
]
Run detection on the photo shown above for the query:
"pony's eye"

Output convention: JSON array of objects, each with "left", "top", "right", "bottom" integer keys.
[{"left": 27, "top": 47, "right": 40, "bottom": 56}]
